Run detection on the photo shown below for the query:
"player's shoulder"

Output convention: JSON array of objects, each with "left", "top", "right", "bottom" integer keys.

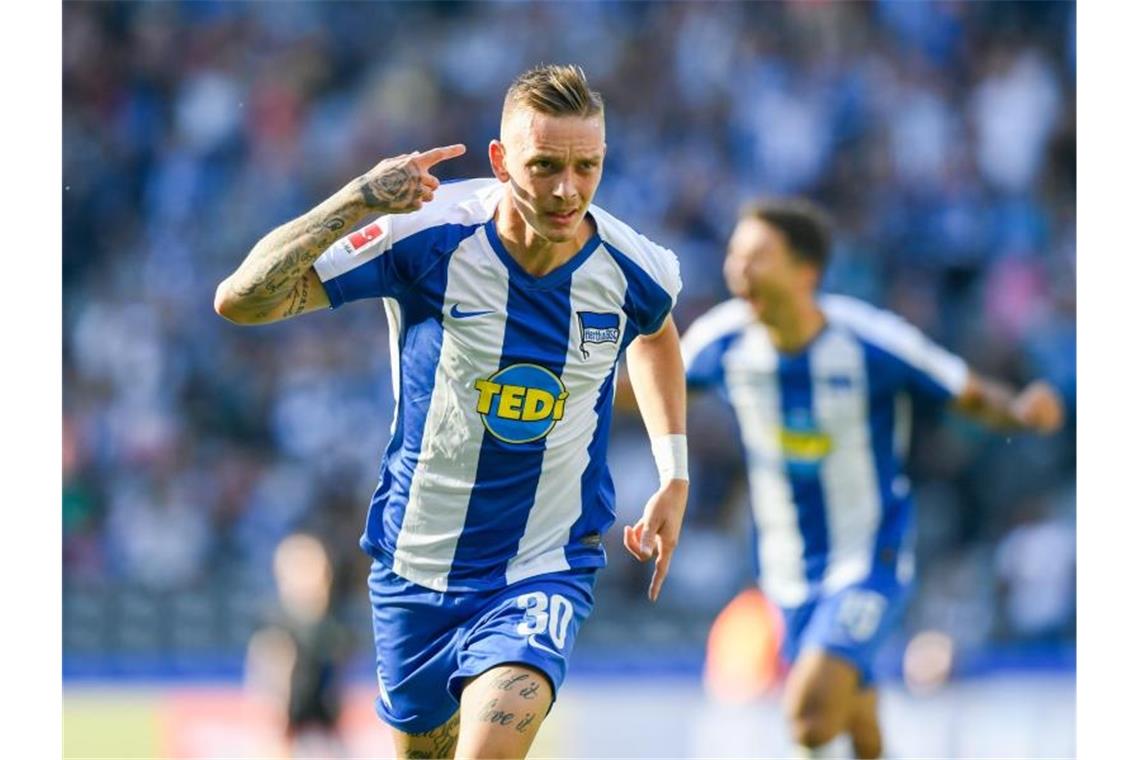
[
  {"left": 589, "top": 203, "right": 681, "bottom": 292},
  {"left": 821, "top": 293, "right": 933, "bottom": 360},
  {"left": 390, "top": 177, "right": 500, "bottom": 242},
  {"left": 681, "top": 299, "right": 754, "bottom": 352}
]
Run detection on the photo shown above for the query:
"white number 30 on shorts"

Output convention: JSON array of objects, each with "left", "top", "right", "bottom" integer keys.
[{"left": 515, "top": 591, "right": 573, "bottom": 651}]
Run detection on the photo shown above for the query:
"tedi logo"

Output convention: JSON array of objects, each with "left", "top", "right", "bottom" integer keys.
[{"left": 474, "top": 364, "right": 569, "bottom": 444}]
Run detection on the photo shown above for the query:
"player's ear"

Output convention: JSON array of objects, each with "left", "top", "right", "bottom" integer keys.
[{"left": 489, "top": 140, "right": 510, "bottom": 183}]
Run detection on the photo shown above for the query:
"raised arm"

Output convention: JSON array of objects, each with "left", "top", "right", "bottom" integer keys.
[
  {"left": 620, "top": 315, "right": 690, "bottom": 601},
  {"left": 214, "top": 144, "right": 466, "bottom": 325},
  {"left": 953, "top": 373, "right": 1065, "bottom": 434}
]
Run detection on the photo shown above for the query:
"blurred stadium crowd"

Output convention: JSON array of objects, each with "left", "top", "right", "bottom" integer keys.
[{"left": 63, "top": 1, "right": 1075, "bottom": 676}]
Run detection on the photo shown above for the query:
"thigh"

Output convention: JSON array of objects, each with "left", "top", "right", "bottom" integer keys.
[
  {"left": 456, "top": 664, "right": 553, "bottom": 759},
  {"left": 847, "top": 687, "right": 883, "bottom": 759},
  {"left": 847, "top": 686, "right": 880, "bottom": 733},
  {"left": 783, "top": 647, "right": 862, "bottom": 724},
  {"left": 391, "top": 710, "right": 461, "bottom": 760},
  {"left": 368, "top": 562, "right": 468, "bottom": 736}
]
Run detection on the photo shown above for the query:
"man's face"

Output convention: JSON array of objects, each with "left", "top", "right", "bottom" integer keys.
[
  {"left": 723, "top": 217, "right": 814, "bottom": 321},
  {"left": 492, "top": 109, "right": 606, "bottom": 243}
]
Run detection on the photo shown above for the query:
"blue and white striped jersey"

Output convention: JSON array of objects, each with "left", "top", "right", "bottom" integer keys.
[
  {"left": 313, "top": 179, "right": 682, "bottom": 592},
  {"left": 681, "top": 296, "right": 969, "bottom": 607}
]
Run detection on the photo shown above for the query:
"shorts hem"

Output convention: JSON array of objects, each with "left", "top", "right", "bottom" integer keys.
[{"left": 373, "top": 695, "right": 458, "bottom": 736}]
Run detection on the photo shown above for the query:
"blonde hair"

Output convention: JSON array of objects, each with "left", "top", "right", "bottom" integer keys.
[{"left": 502, "top": 64, "right": 604, "bottom": 124}]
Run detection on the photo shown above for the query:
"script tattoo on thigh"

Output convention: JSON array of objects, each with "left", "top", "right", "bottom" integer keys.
[{"left": 473, "top": 668, "right": 549, "bottom": 732}]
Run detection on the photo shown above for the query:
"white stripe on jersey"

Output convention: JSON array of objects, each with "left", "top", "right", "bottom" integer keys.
[
  {"left": 723, "top": 329, "right": 811, "bottom": 607},
  {"left": 391, "top": 227, "right": 510, "bottom": 591},
  {"left": 505, "top": 250, "right": 628, "bottom": 584},
  {"left": 382, "top": 297, "right": 402, "bottom": 436},
  {"left": 811, "top": 328, "right": 880, "bottom": 594}
]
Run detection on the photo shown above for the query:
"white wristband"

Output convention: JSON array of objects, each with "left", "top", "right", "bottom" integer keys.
[{"left": 650, "top": 434, "right": 689, "bottom": 484}]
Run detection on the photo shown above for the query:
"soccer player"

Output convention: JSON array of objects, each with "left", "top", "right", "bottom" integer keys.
[
  {"left": 679, "top": 199, "right": 1064, "bottom": 759},
  {"left": 215, "top": 65, "right": 689, "bottom": 759},
  {"left": 245, "top": 533, "right": 351, "bottom": 758}
]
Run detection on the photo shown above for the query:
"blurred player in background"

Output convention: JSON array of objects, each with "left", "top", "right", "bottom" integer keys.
[
  {"left": 680, "top": 199, "right": 1064, "bottom": 759},
  {"left": 216, "top": 64, "right": 688, "bottom": 758},
  {"left": 246, "top": 532, "right": 352, "bottom": 758}
]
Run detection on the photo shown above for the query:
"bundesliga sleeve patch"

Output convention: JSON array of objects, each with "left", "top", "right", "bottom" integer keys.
[
  {"left": 347, "top": 221, "right": 386, "bottom": 252},
  {"left": 577, "top": 311, "right": 620, "bottom": 358}
]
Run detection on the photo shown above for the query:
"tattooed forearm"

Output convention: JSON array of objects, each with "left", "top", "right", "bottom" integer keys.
[
  {"left": 280, "top": 270, "right": 311, "bottom": 317},
  {"left": 218, "top": 151, "right": 432, "bottom": 324},
  {"left": 226, "top": 197, "right": 354, "bottom": 305}
]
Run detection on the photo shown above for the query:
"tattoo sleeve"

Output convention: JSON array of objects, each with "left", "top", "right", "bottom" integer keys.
[
  {"left": 218, "top": 154, "right": 426, "bottom": 323},
  {"left": 221, "top": 185, "right": 363, "bottom": 316}
]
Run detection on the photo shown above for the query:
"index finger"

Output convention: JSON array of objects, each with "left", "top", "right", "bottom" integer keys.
[
  {"left": 415, "top": 143, "right": 467, "bottom": 168},
  {"left": 648, "top": 543, "right": 674, "bottom": 602}
]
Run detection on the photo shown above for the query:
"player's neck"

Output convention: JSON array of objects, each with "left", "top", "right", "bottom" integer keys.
[
  {"left": 758, "top": 296, "right": 825, "bottom": 353},
  {"left": 494, "top": 203, "right": 594, "bottom": 277}
]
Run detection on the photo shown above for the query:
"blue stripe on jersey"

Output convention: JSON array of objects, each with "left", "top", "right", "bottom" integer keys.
[
  {"left": 861, "top": 341, "right": 911, "bottom": 580},
  {"left": 448, "top": 240, "right": 578, "bottom": 586},
  {"left": 776, "top": 351, "right": 829, "bottom": 584},
  {"left": 358, "top": 227, "right": 480, "bottom": 561},
  {"left": 565, "top": 355, "right": 621, "bottom": 566},
  {"left": 602, "top": 242, "right": 673, "bottom": 336}
]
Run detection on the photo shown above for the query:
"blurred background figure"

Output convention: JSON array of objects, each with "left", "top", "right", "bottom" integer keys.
[
  {"left": 62, "top": 2, "right": 1075, "bottom": 757},
  {"left": 246, "top": 533, "right": 351, "bottom": 759}
]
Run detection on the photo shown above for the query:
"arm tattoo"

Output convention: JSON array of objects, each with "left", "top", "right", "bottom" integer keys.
[
  {"left": 222, "top": 154, "right": 423, "bottom": 319},
  {"left": 225, "top": 197, "right": 354, "bottom": 309},
  {"left": 281, "top": 270, "right": 311, "bottom": 317},
  {"left": 360, "top": 160, "right": 421, "bottom": 211}
]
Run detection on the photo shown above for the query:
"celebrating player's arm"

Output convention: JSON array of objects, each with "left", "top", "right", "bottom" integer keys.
[
  {"left": 953, "top": 374, "right": 1065, "bottom": 434},
  {"left": 621, "top": 315, "right": 689, "bottom": 602},
  {"left": 214, "top": 144, "right": 466, "bottom": 325}
]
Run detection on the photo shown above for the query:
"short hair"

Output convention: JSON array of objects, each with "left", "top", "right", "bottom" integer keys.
[
  {"left": 502, "top": 64, "right": 604, "bottom": 124},
  {"left": 740, "top": 197, "right": 832, "bottom": 273}
]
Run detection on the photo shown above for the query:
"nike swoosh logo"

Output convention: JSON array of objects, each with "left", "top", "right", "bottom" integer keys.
[{"left": 450, "top": 304, "right": 494, "bottom": 319}]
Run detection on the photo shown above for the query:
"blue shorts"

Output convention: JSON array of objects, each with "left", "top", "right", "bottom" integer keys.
[
  {"left": 779, "top": 575, "right": 911, "bottom": 687},
  {"left": 367, "top": 561, "right": 598, "bottom": 734}
]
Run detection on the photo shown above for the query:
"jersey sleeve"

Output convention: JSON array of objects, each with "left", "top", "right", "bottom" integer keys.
[
  {"left": 602, "top": 241, "right": 683, "bottom": 337},
  {"left": 901, "top": 329, "right": 970, "bottom": 405},
  {"left": 680, "top": 318, "right": 733, "bottom": 391},
  {"left": 825, "top": 295, "right": 969, "bottom": 406},
  {"left": 635, "top": 247, "right": 683, "bottom": 336},
  {"left": 865, "top": 314, "right": 969, "bottom": 404},
  {"left": 312, "top": 217, "right": 404, "bottom": 307},
  {"left": 312, "top": 179, "right": 496, "bottom": 308}
]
